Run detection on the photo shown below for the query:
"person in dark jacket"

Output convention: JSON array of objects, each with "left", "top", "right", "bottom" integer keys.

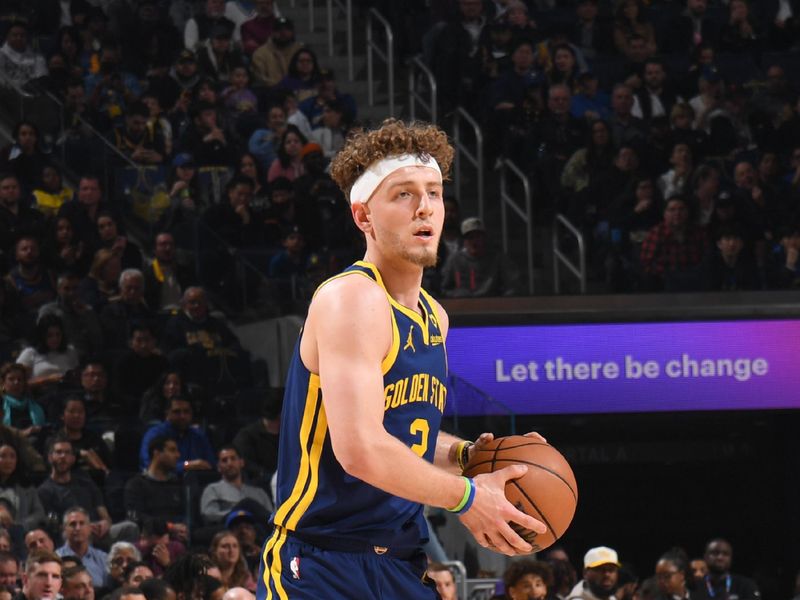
[
  {"left": 162, "top": 287, "right": 251, "bottom": 397},
  {"left": 201, "top": 176, "right": 264, "bottom": 249},
  {"left": 702, "top": 225, "right": 759, "bottom": 291},
  {"left": 440, "top": 217, "right": 519, "bottom": 298}
]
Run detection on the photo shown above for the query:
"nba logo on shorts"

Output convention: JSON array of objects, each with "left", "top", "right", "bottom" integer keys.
[{"left": 290, "top": 556, "right": 301, "bottom": 579}]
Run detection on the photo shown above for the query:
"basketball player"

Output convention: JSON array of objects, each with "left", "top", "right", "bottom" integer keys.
[{"left": 258, "top": 119, "right": 546, "bottom": 599}]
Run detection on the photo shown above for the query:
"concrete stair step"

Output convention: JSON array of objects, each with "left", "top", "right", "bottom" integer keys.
[
  {"left": 315, "top": 55, "right": 367, "bottom": 79},
  {"left": 358, "top": 103, "right": 405, "bottom": 124},
  {"left": 337, "top": 78, "right": 370, "bottom": 96},
  {"left": 280, "top": 4, "right": 350, "bottom": 34}
]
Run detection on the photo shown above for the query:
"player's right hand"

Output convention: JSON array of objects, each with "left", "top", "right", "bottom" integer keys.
[{"left": 459, "top": 465, "right": 547, "bottom": 556}]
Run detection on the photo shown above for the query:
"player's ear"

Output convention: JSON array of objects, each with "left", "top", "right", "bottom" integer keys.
[{"left": 351, "top": 202, "right": 372, "bottom": 234}]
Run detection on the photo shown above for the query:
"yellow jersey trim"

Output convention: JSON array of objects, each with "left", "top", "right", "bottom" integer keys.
[
  {"left": 312, "top": 265, "right": 400, "bottom": 374},
  {"left": 261, "top": 527, "right": 289, "bottom": 600},
  {"left": 269, "top": 528, "right": 289, "bottom": 599},
  {"left": 285, "top": 401, "right": 328, "bottom": 529},
  {"left": 273, "top": 374, "right": 321, "bottom": 527},
  {"left": 355, "top": 261, "right": 431, "bottom": 345},
  {"left": 382, "top": 309, "right": 400, "bottom": 375},
  {"left": 311, "top": 268, "right": 374, "bottom": 300},
  {"left": 419, "top": 288, "right": 447, "bottom": 377},
  {"left": 260, "top": 528, "right": 277, "bottom": 597}
]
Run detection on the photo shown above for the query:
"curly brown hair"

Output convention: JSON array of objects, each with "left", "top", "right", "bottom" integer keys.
[{"left": 330, "top": 118, "right": 454, "bottom": 201}]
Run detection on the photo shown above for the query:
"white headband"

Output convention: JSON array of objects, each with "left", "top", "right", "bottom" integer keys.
[{"left": 349, "top": 153, "right": 441, "bottom": 204}]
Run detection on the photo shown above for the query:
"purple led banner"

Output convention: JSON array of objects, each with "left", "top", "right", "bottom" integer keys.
[{"left": 445, "top": 320, "right": 799, "bottom": 415}]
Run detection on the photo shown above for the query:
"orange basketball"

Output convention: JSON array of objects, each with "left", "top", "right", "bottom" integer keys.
[{"left": 463, "top": 435, "right": 578, "bottom": 552}]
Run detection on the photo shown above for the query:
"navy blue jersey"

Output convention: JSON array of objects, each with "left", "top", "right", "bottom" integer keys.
[{"left": 270, "top": 261, "right": 448, "bottom": 546}]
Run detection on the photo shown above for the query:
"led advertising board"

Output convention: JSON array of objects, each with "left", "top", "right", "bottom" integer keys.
[{"left": 446, "top": 320, "right": 795, "bottom": 415}]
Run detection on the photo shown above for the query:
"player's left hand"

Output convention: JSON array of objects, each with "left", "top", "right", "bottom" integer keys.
[{"left": 469, "top": 431, "right": 547, "bottom": 463}]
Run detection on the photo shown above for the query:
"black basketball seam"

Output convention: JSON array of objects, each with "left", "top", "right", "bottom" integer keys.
[
  {"left": 466, "top": 458, "right": 577, "bottom": 502},
  {"left": 472, "top": 441, "right": 549, "bottom": 452},
  {"left": 490, "top": 437, "right": 506, "bottom": 473},
  {"left": 511, "top": 480, "right": 560, "bottom": 540}
]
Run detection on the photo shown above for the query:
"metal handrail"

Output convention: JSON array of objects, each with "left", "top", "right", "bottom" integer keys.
[
  {"left": 77, "top": 115, "right": 139, "bottom": 170},
  {"left": 366, "top": 8, "right": 394, "bottom": 116},
  {"left": 0, "top": 71, "right": 140, "bottom": 179},
  {"left": 442, "top": 560, "right": 500, "bottom": 600},
  {"left": 0, "top": 71, "right": 67, "bottom": 164},
  {"left": 0, "top": 69, "right": 34, "bottom": 98},
  {"left": 408, "top": 56, "right": 437, "bottom": 124},
  {"left": 499, "top": 159, "right": 534, "bottom": 295},
  {"left": 445, "top": 372, "right": 516, "bottom": 439},
  {"left": 194, "top": 218, "right": 272, "bottom": 309},
  {"left": 444, "top": 561, "right": 468, "bottom": 600},
  {"left": 326, "top": 0, "right": 353, "bottom": 80},
  {"left": 307, "top": 0, "right": 315, "bottom": 31},
  {"left": 553, "top": 213, "right": 587, "bottom": 294},
  {"left": 38, "top": 84, "right": 140, "bottom": 171},
  {"left": 467, "top": 580, "right": 501, "bottom": 600},
  {"left": 452, "top": 107, "right": 484, "bottom": 220}
]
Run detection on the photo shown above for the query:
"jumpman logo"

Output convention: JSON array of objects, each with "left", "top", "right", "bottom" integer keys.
[{"left": 404, "top": 326, "right": 416, "bottom": 353}]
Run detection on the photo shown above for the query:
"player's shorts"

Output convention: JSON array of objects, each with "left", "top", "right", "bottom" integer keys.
[{"left": 257, "top": 526, "right": 440, "bottom": 599}]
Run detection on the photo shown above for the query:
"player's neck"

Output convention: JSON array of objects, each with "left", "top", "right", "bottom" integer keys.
[{"left": 363, "top": 251, "right": 423, "bottom": 312}]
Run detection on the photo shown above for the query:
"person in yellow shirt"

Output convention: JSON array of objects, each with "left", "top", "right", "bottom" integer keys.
[{"left": 32, "top": 166, "right": 73, "bottom": 219}]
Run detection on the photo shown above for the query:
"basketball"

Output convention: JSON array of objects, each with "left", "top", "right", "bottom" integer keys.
[{"left": 463, "top": 436, "right": 578, "bottom": 553}]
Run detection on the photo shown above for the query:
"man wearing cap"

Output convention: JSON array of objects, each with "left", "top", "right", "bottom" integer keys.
[
  {"left": 268, "top": 226, "right": 308, "bottom": 279},
  {"left": 200, "top": 446, "right": 273, "bottom": 525},
  {"left": 251, "top": 18, "right": 303, "bottom": 87},
  {"left": 440, "top": 217, "right": 520, "bottom": 298},
  {"left": 227, "top": 510, "right": 262, "bottom": 573},
  {"left": 571, "top": 72, "right": 611, "bottom": 121},
  {"left": 112, "top": 101, "right": 165, "bottom": 165},
  {"left": 170, "top": 50, "right": 200, "bottom": 97},
  {"left": 568, "top": 546, "right": 621, "bottom": 600}
]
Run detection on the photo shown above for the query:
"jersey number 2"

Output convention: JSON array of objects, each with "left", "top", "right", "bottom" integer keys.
[{"left": 410, "top": 418, "right": 429, "bottom": 457}]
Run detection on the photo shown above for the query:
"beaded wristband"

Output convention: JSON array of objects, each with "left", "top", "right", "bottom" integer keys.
[{"left": 447, "top": 477, "right": 476, "bottom": 515}]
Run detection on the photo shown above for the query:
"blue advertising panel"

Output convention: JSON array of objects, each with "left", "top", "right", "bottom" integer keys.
[{"left": 445, "top": 320, "right": 797, "bottom": 415}]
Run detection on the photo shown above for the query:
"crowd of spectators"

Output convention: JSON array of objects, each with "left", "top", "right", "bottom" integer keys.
[
  {"left": 5, "top": 1, "right": 798, "bottom": 301},
  {"left": 385, "top": 0, "right": 800, "bottom": 294},
  {"left": 424, "top": 538, "right": 769, "bottom": 600},
  {"left": 0, "top": 0, "right": 363, "bottom": 313}
]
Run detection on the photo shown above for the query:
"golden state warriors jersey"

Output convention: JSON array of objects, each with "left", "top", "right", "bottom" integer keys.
[{"left": 271, "top": 261, "right": 448, "bottom": 547}]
